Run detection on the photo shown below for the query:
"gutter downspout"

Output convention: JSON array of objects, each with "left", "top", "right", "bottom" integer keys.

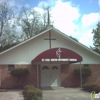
[
  {"left": 37, "top": 64, "right": 39, "bottom": 88},
  {"left": 0, "top": 69, "right": 1, "bottom": 88},
  {"left": 80, "top": 62, "right": 82, "bottom": 89}
]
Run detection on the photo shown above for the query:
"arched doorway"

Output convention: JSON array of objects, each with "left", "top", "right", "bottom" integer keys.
[{"left": 31, "top": 48, "right": 82, "bottom": 87}]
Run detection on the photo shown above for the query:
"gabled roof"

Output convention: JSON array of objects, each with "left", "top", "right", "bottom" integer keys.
[
  {"left": 0, "top": 28, "right": 52, "bottom": 55},
  {"left": 0, "top": 27, "right": 100, "bottom": 57},
  {"left": 52, "top": 28, "right": 100, "bottom": 57}
]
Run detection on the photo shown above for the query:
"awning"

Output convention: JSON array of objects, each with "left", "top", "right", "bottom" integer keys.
[{"left": 31, "top": 48, "right": 82, "bottom": 64}]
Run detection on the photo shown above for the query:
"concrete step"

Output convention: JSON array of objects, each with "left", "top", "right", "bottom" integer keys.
[{"left": 41, "top": 86, "right": 66, "bottom": 90}]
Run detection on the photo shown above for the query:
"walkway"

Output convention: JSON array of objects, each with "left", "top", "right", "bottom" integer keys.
[
  {"left": 0, "top": 87, "right": 93, "bottom": 100},
  {"left": 0, "top": 90, "right": 24, "bottom": 100},
  {"left": 42, "top": 87, "right": 92, "bottom": 100}
]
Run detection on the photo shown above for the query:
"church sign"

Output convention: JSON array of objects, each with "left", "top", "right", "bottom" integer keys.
[
  {"left": 31, "top": 48, "right": 82, "bottom": 64},
  {"left": 41, "top": 48, "right": 77, "bottom": 62},
  {"left": 41, "top": 58, "right": 77, "bottom": 62}
]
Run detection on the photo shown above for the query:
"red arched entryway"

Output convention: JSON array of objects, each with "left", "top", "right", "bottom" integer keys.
[
  {"left": 31, "top": 48, "right": 83, "bottom": 88},
  {"left": 31, "top": 48, "right": 82, "bottom": 64}
]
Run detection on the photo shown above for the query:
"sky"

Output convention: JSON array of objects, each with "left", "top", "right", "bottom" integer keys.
[{"left": 0, "top": 0, "right": 100, "bottom": 47}]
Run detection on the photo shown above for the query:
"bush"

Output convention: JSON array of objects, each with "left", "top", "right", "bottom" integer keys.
[
  {"left": 11, "top": 68, "right": 29, "bottom": 77},
  {"left": 11, "top": 68, "right": 29, "bottom": 88},
  {"left": 74, "top": 67, "right": 92, "bottom": 84},
  {"left": 23, "top": 85, "right": 43, "bottom": 100},
  {"left": 83, "top": 84, "right": 97, "bottom": 92},
  {"left": 94, "top": 86, "right": 100, "bottom": 93},
  {"left": 24, "top": 85, "right": 36, "bottom": 91},
  {"left": 74, "top": 67, "right": 91, "bottom": 77}
]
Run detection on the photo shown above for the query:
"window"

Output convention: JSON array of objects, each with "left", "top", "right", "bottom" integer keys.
[
  {"left": 52, "top": 66, "right": 58, "bottom": 69},
  {"left": 42, "top": 66, "right": 49, "bottom": 70},
  {"left": 8, "top": 65, "right": 15, "bottom": 71},
  {"left": 84, "top": 64, "right": 89, "bottom": 67}
]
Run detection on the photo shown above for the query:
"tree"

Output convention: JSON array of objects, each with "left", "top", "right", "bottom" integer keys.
[
  {"left": 0, "top": 2, "right": 14, "bottom": 36},
  {"left": 17, "top": 6, "right": 45, "bottom": 39},
  {"left": 11, "top": 68, "right": 29, "bottom": 88},
  {"left": 17, "top": 6, "right": 53, "bottom": 40},
  {"left": 74, "top": 67, "right": 91, "bottom": 84},
  {"left": 91, "top": 22, "right": 100, "bottom": 54},
  {"left": 0, "top": 4, "right": 53, "bottom": 52},
  {"left": 0, "top": 2, "right": 19, "bottom": 51}
]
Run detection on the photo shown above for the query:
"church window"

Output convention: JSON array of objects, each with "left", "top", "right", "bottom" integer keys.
[
  {"left": 8, "top": 65, "right": 15, "bottom": 71},
  {"left": 84, "top": 64, "right": 89, "bottom": 67},
  {"left": 52, "top": 66, "right": 58, "bottom": 69},
  {"left": 42, "top": 66, "right": 49, "bottom": 70}
]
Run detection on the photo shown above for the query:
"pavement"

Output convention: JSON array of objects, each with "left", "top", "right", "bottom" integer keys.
[
  {"left": 42, "top": 87, "right": 93, "bottom": 100},
  {"left": 0, "top": 90, "right": 24, "bottom": 100},
  {"left": 0, "top": 87, "right": 97, "bottom": 100}
]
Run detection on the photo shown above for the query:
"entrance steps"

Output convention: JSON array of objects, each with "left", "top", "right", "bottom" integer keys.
[{"left": 41, "top": 86, "right": 66, "bottom": 90}]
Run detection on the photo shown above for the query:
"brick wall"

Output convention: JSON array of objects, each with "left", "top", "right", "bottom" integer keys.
[
  {"left": 0, "top": 64, "right": 100, "bottom": 88},
  {"left": 0, "top": 64, "right": 37, "bottom": 89},
  {"left": 61, "top": 64, "right": 100, "bottom": 87},
  {"left": 61, "top": 64, "right": 80, "bottom": 87},
  {"left": 85, "top": 64, "right": 100, "bottom": 85}
]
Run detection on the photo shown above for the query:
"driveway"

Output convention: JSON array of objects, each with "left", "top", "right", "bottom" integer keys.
[
  {"left": 42, "top": 87, "right": 92, "bottom": 100},
  {"left": 0, "top": 90, "right": 24, "bottom": 100}
]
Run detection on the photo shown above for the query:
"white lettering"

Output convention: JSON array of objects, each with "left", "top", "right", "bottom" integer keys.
[
  {"left": 51, "top": 59, "right": 57, "bottom": 61},
  {"left": 41, "top": 58, "right": 77, "bottom": 61},
  {"left": 69, "top": 59, "right": 77, "bottom": 61}
]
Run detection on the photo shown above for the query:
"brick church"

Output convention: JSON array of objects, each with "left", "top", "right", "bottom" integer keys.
[{"left": 0, "top": 26, "right": 100, "bottom": 88}]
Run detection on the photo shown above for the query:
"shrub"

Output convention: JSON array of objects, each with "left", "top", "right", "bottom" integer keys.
[
  {"left": 11, "top": 68, "right": 29, "bottom": 77},
  {"left": 74, "top": 67, "right": 92, "bottom": 84},
  {"left": 24, "top": 85, "right": 36, "bottom": 91},
  {"left": 11, "top": 68, "right": 29, "bottom": 88},
  {"left": 23, "top": 85, "right": 43, "bottom": 100},
  {"left": 74, "top": 67, "right": 91, "bottom": 77},
  {"left": 94, "top": 86, "right": 100, "bottom": 93},
  {"left": 23, "top": 85, "right": 36, "bottom": 96},
  {"left": 83, "top": 84, "right": 97, "bottom": 92}
]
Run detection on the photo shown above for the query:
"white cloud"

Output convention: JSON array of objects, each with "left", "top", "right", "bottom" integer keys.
[
  {"left": 79, "top": 12, "right": 100, "bottom": 47},
  {"left": 79, "top": 29, "right": 94, "bottom": 47},
  {"left": 38, "top": 1, "right": 49, "bottom": 8},
  {"left": 82, "top": 13, "right": 100, "bottom": 28},
  {"left": 37, "top": 0, "right": 80, "bottom": 36},
  {"left": 34, "top": 7, "right": 44, "bottom": 15},
  {"left": 0, "top": 0, "right": 99, "bottom": 47},
  {"left": 36, "top": 0, "right": 98, "bottom": 47},
  {"left": 50, "top": 0, "right": 80, "bottom": 36}
]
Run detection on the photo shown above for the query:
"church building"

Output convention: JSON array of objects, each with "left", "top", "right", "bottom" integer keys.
[{"left": 0, "top": 27, "right": 100, "bottom": 88}]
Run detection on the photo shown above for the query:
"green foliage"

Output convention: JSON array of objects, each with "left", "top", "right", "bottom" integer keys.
[
  {"left": 11, "top": 68, "right": 29, "bottom": 88},
  {"left": 94, "top": 86, "right": 100, "bottom": 93},
  {"left": 83, "top": 84, "right": 100, "bottom": 93},
  {"left": 0, "top": 43, "right": 19, "bottom": 53},
  {"left": 23, "top": 85, "right": 43, "bottom": 100},
  {"left": 0, "top": 2, "right": 19, "bottom": 51},
  {"left": 24, "top": 85, "right": 36, "bottom": 91},
  {"left": 74, "top": 67, "right": 91, "bottom": 77},
  {"left": 11, "top": 68, "right": 29, "bottom": 77},
  {"left": 74, "top": 67, "right": 92, "bottom": 84},
  {"left": 17, "top": 6, "right": 47, "bottom": 39},
  {"left": 91, "top": 22, "right": 100, "bottom": 54},
  {"left": 83, "top": 84, "right": 97, "bottom": 92}
]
